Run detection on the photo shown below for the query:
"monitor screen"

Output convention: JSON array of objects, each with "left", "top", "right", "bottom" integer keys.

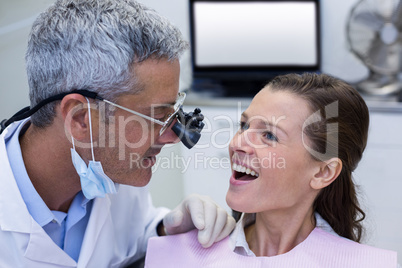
[{"left": 189, "top": 0, "right": 321, "bottom": 96}]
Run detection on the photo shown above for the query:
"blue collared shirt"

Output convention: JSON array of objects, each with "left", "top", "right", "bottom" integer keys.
[{"left": 5, "top": 119, "right": 92, "bottom": 262}]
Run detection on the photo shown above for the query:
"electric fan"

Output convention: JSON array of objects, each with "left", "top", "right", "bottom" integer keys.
[{"left": 346, "top": 0, "right": 402, "bottom": 95}]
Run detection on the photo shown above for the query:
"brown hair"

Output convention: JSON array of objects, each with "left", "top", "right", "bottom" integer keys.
[{"left": 267, "top": 73, "right": 369, "bottom": 242}]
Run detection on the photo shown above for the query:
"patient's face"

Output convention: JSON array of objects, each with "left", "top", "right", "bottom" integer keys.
[{"left": 226, "top": 87, "right": 319, "bottom": 214}]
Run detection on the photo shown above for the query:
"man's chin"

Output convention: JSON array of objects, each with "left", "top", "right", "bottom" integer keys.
[
  {"left": 124, "top": 167, "right": 153, "bottom": 187},
  {"left": 141, "top": 155, "right": 157, "bottom": 169}
]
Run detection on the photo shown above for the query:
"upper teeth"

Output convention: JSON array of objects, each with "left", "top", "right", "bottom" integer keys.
[{"left": 232, "top": 163, "right": 259, "bottom": 177}]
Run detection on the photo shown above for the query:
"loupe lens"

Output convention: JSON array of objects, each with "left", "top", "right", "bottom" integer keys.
[{"left": 171, "top": 121, "right": 201, "bottom": 149}]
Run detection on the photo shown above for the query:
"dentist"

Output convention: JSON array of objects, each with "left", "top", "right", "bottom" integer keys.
[{"left": 0, "top": 0, "right": 235, "bottom": 267}]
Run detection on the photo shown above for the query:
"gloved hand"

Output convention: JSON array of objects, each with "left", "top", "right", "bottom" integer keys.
[{"left": 162, "top": 194, "right": 236, "bottom": 248}]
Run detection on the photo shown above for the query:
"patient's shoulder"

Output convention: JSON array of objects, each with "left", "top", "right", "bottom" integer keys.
[
  {"left": 148, "top": 229, "right": 201, "bottom": 253},
  {"left": 144, "top": 228, "right": 398, "bottom": 268},
  {"left": 308, "top": 228, "right": 397, "bottom": 266},
  {"left": 145, "top": 230, "right": 230, "bottom": 267}
]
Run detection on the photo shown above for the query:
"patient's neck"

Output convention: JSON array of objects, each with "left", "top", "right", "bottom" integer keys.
[{"left": 245, "top": 207, "right": 315, "bottom": 257}]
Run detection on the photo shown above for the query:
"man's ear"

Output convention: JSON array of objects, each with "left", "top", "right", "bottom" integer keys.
[
  {"left": 60, "top": 94, "right": 90, "bottom": 141},
  {"left": 310, "top": 158, "right": 342, "bottom": 190}
]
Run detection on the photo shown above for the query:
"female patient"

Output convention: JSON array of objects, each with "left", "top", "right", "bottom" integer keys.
[{"left": 145, "top": 73, "right": 398, "bottom": 267}]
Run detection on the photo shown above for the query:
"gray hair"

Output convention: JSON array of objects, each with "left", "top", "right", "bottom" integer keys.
[{"left": 26, "top": 0, "right": 189, "bottom": 127}]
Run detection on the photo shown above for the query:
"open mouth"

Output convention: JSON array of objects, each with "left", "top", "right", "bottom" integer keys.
[{"left": 232, "top": 163, "right": 259, "bottom": 181}]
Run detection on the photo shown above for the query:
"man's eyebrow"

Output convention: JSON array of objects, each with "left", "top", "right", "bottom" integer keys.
[{"left": 144, "top": 102, "right": 176, "bottom": 112}]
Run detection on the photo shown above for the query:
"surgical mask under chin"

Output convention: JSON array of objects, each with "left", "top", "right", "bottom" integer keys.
[{"left": 70, "top": 98, "right": 118, "bottom": 200}]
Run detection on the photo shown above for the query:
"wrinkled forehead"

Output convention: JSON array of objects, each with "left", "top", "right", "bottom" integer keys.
[{"left": 119, "top": 59, "right": 181, "bottom": 109}]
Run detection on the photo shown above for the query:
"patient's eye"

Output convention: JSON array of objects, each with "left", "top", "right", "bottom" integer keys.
[{"left": 263, "top": 131, "right": 278, "bottom": 142}]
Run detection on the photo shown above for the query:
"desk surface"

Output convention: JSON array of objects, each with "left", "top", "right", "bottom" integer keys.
[{"left": 184, "top": 91, "right": 402, "bottom": 113}]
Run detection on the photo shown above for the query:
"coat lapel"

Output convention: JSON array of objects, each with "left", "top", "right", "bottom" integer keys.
[
  {"left": 24, "top": 220, "right": 76, "bottom": 266},
  {"left": 0, "top": 122, "right": 31, "bottom": 233},
  {"left": 78, "top": 196, "right": 112, "bottom": 267},
  {"left": 0, "top": 121, "right": 76, "bottom": 267}
]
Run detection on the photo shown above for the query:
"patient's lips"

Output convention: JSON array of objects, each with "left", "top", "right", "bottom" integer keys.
[{"left": 232, "top": 163, "right": 259, "bottom": 181}]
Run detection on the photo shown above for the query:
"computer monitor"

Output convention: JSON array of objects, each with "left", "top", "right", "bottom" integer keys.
[{"left": 189, "top": 0, "right": 321, "bottom": 96}]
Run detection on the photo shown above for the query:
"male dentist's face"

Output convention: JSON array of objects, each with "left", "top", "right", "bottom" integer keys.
[{"left": 95, "top": 58, "right": 181, "bottom": 186}]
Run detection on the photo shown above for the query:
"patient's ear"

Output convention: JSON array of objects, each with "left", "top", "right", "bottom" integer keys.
[
  {"left": 60, "top": 94, "right": 90, "bottom": 141},
  {"left": 310, "top": 158, "right": 342, "bottom": 190}
]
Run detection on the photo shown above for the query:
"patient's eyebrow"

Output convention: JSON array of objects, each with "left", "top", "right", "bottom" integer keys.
[{"left": 241, "top": 112, "right": 288, "bottom": 137}]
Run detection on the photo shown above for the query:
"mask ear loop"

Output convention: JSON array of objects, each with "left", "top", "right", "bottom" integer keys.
[
  {"left": 72, "top": 135, "right": 76, "bottom": 150},
  {"left": 85, "top": 97, "right": 95, "bottom": 162},
  {"left": 70, "top": 99, "right": 95, "bottom": 161}
]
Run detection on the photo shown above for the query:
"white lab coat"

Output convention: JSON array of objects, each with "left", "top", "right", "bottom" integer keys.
[{"left": 0, "top": 121, "right": 169, "bottom": 268}]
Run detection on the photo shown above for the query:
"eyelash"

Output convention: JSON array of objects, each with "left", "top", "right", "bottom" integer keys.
[
  {"left": 263, "top": 131, "right": 278, "bottom": 142},
  {"left": 238, "top": 121, "right": 279, "bottom": 142},
  {"left": 155, "top": 112, "right": 172, "bottom": 122},
  {"left": 156, "top": 116, "right": 167, "bottom": 121}
]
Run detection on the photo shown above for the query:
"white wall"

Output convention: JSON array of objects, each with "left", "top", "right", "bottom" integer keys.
[{"left": 0, "top": 0, "right": 54, "bottom": 120}]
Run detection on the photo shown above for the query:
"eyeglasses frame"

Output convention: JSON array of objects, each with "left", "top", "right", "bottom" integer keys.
[{"left": 100, "top": 92, "right": 186, "bottom": 135}]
